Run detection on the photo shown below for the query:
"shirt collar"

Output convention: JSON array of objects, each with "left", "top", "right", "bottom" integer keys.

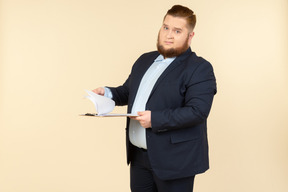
[{"left": 154, "top": 54, "right": 176, "bottom": 62}]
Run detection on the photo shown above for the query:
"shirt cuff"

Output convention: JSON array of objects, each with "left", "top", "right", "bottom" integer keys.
[{"left": 103, "top": 87, "right": 113, "bottom": 99}]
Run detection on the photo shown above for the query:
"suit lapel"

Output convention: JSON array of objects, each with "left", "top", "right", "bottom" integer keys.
[
  {"left": 128, "top": 52, "right": 159, "bottom": 111},
  {"left": 148, "top": 48, "right": 193, "bottom": 101}
]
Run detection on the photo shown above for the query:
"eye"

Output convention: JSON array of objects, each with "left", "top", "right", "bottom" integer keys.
[
  {"left": 175, "top": 30, "right": 181, "bottom": 34},
  {"left": 163, "top": 26, "right": 169, "bottom": 30}
]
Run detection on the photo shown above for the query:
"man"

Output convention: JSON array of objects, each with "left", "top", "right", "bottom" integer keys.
[{"left": 93, "top": 5, "right": 217, "bottom": 192}]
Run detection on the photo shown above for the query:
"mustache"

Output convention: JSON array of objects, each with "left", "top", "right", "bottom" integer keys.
[{"left": 156, "top": 34, "right": 189, "bottom": 58}]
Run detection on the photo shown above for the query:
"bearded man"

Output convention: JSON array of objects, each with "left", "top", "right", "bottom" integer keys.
[{"left": 92, "top": 5, "right": 217, "bottom": 192}]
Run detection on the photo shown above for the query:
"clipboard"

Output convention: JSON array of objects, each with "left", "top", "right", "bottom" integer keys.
[{"left": 80, "top": 113, "right": 138, "bottom": 117}]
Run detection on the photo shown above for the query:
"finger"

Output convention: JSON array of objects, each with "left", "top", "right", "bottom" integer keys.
[
  {"left": 92, "top": 88, "right": 105, "bottom": 95},
  {"left": 92, "top": 89, "right": 98, "bottom": 94}
]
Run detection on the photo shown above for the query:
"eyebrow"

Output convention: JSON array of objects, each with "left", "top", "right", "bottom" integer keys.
[
  {"left": 163, "top": 24, "right": 183, "bottom": 31},
  {"left": 174, "top": 27, "right": 183, "bottom": 31}
]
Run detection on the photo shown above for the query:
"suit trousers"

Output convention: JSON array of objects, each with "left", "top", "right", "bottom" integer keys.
[{"left": 130, "top": 145, "right": 195, "bottom": 192}]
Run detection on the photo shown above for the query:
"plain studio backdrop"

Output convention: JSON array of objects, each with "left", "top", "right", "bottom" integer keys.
[{"left": 0, "top": 0, "right": 287, "bottom": 191}]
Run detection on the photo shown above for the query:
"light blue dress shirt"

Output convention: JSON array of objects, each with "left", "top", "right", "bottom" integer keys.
[{"left": 105, "top": 55, "right": 176, "bottom": 149}]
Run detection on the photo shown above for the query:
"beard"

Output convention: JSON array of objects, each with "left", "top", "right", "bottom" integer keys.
[{"left": 157, "top": 33, "right": 190, "bottom": 58}]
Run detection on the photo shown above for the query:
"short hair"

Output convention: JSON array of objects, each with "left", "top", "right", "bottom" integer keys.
[{"left": 165, "top": 5, "right": 196, "bottom": 31}]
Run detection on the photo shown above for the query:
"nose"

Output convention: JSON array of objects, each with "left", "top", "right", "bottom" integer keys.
[{"left": 166, "top": 30, "right": 173, "bottom": 39}]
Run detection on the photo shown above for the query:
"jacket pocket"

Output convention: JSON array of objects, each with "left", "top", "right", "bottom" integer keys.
[{"left": 170, "top": 128, "right": 201, "bottom": 144}]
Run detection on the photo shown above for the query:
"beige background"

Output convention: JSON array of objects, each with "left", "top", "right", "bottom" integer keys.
[{"left": 1, "top": 0, "right": 288, "bottom": 191}]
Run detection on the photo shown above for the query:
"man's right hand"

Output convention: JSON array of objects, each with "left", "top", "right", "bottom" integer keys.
[{"left": 92, "top": 87, "right": 105, "bottom": 96}]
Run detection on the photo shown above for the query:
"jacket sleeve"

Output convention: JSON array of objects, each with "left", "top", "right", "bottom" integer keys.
[
  {"left": 106, "top": 75, "right": 130, "bottom": 106},
  {"left": 150, "top": 60, "right": 217, "bottom": 133},
  {"left": 106, "top": 52, "right": 155, "bottom": 107}
]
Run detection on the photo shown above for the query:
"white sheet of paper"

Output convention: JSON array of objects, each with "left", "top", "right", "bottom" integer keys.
[
  {"left": 84, "top": 90, "right": 138, "bottom": 117},
  {"left": 85, "top": 90, "right": 115, "bottom": 115}
]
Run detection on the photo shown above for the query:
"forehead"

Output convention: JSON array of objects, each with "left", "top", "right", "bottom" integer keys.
[{"left": 163, "top": 15, "right": 188, "bottom": 30}]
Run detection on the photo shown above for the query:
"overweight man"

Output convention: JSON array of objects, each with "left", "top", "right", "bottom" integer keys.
[{"left": 92, "top": 5, "right": 217, "bottom": 192}]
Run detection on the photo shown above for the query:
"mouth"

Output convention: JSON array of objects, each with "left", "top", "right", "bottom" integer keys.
[{"left": 164, "top": 41, "right": 173, "bottom": 45}]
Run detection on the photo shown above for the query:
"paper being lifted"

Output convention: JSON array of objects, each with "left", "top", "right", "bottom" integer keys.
[{"left": 81, "top": 90, "right": 138, "bottom": 117}]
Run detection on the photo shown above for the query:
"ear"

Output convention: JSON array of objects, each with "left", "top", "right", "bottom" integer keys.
[{"left": 188, "top": 32, "right": 195, "bottom": 44}]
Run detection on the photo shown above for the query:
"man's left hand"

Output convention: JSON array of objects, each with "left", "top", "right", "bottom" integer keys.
[{"left": 133, "top": 111, "right": 151, "bottom": 128}]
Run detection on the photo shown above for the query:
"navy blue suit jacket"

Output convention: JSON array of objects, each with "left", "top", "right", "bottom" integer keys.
[{"left": 108, "top": 48, "right": 217, "bottom": 180}]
